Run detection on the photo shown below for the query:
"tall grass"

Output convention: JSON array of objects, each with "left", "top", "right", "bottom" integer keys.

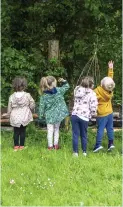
[{"left": 1, "top": 124, "right": 122, "bottom": 206}]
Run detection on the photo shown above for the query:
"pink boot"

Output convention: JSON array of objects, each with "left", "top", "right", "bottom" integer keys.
[
  {"left": 48, "top": 146, "right": 53, "bottom": 150},
  {"left": 14, "top": 146, "right": 19, "bottom": 151},
  {"left": 54, "top": 145, "right": 59, "bottom": 150}
]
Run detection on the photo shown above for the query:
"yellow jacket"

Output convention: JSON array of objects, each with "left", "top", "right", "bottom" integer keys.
[{"left": 94, "top": 68, "right": 113, "bottom": 117}]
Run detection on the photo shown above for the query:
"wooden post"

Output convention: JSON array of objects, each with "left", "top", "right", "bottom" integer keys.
[{"left": 48, "top": 40, "right": 59, "bottom": 59}]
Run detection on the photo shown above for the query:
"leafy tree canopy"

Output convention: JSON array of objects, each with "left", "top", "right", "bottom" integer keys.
[{"left": 1, "top": 0, "right": 122, "bottom": 106}]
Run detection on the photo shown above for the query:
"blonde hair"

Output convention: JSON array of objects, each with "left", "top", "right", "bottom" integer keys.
[
  {"left": 80, "top": 76, "right": 94, "bottom": 88},
  {"left": 40, "top": 76, "right": 57, "bottom": 92}
]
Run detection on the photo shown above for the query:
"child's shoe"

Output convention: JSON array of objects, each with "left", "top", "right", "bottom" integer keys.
[
  {"left": 14, "top": 146, "right": 19, "bottom": 151},
  {"left": 83, "top": 152, "right": 87, "bottom": 156},
  {"left": 108, "top": 140, "right": 115, "bottom": 151},
  {"left": 93, "top": 145, "right": 103, "bottom": 152},
  {"left": 19, "top": 146, "right": 28, "bottom": 150},
  {"left": 19, "top": 146, "right": 25, "bottom": 150},
  {"left": 54, "top": 144, "right": 59, "bottom": 150},
  {"left": 73, "top": 152, "right": 78, "bottom": 157},
  {"left": 48, "top": 146, "right": 53, "bottom": 150},
  {"left": 108, "top": 144, "right": 115, "bottom": 151}
]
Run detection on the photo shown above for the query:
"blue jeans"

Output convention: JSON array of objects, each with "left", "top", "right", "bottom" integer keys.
[
  {"left": 95, "top": 113, "right": 114, "bottom": 147},
  {"left": 71, "top": 115, "right": 88, "bottom": 152}
]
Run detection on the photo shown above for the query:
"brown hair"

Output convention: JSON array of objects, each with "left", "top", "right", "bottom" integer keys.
[
  {"left": 80, "top": 76, "right": 94, "bottom": 88},
  {"left": 12, "top": 77, "right": 27, "bottom": 92},
  {"left": 40, "top": 76, "right": 57, "bottom": 92}
]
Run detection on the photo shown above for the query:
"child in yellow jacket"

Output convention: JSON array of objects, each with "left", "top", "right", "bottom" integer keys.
[{"left": 93, "top": 60, "right": 115, "bottom": 152}]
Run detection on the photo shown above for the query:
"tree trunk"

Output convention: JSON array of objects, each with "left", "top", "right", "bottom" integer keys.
[{"left": 48, "top": 40, "right": 59, "bottom": 59}]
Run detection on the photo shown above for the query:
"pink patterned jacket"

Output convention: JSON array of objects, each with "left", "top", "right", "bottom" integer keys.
[{"left": 7, "top": 92, "right": 35, "bottom": 127}]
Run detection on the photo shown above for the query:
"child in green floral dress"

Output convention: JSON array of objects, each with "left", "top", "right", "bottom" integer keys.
[{"left": 39, "top": 76, "right": 70, "bottom": 150}]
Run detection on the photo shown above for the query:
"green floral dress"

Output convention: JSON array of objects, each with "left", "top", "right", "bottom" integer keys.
[{"left": 39, "top": 82, "right": 70, "bottom": 124}]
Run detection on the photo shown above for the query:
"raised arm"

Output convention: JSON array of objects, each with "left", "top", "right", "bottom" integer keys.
[
  {"left": 57, "top": 78, "right": 70, "bottom": 95},
  {"left": 108, "top": 60, "right": 114, "bottom": 79}
]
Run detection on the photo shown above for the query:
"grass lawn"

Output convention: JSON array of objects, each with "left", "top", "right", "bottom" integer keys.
[{"left": 1, "top": 124, "right": 122, "bottom": 206}]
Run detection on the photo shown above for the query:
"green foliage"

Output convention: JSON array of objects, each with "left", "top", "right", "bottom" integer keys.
[
  {"left": 46, "top": 59, "right": 67, "bottom": 77},
  {"left": 1, "top": 47, "right": 39, "bottom": 105},
  {"left": 1, "top": 0, "right": 122, "bottom": 106}
]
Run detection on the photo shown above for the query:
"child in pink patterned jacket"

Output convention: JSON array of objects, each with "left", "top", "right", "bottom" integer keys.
[
  {"left": 71, "top": 76, "right": 98, "bottom": 156},
  {"left": 2, "top": 77, "right": 35, "bottom": 151}
]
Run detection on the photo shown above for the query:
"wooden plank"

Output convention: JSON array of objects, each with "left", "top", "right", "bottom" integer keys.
[{"left": 0, "top": 119, "right": 10, "bottom": 123}]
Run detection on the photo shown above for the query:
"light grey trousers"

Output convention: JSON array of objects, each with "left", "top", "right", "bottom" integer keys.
[{"left": 47, "top": 123, "right": 60, "bottom": 147}]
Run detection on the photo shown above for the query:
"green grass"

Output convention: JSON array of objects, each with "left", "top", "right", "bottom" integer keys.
[{"left": 1, "top": 124, "right": 122, "bottom": 206}]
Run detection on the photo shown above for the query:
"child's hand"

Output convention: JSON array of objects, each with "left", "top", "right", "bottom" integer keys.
[
  {"left": 2, "top": 113, "right": 8, "bottom": 118},
  {"left": 58, "top": 78, "right": 66, "bottom": 83},
  {"left": 92, "top": 113, "right": 97, "bottom": 118},
  {"left": 108, "top": 60, "right": 114, "bottom": 69},
  {"left": 33, "top": 113, "right": 38, "bottom": 119}
]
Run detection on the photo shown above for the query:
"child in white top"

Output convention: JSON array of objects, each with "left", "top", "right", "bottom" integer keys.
[{"left": 71, "top": 76, "right": 98, "bottom": 156}]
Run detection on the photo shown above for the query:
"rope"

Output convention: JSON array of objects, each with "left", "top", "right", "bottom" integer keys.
[
  {"left": 76, "top": 55, "right": 94, "bottom": 86},
  {"left": 76, "top": 40, "right": 101, "bottom": 87},
  {"left": 86, "top": 52, "right": 96, "bottom": 76}
]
